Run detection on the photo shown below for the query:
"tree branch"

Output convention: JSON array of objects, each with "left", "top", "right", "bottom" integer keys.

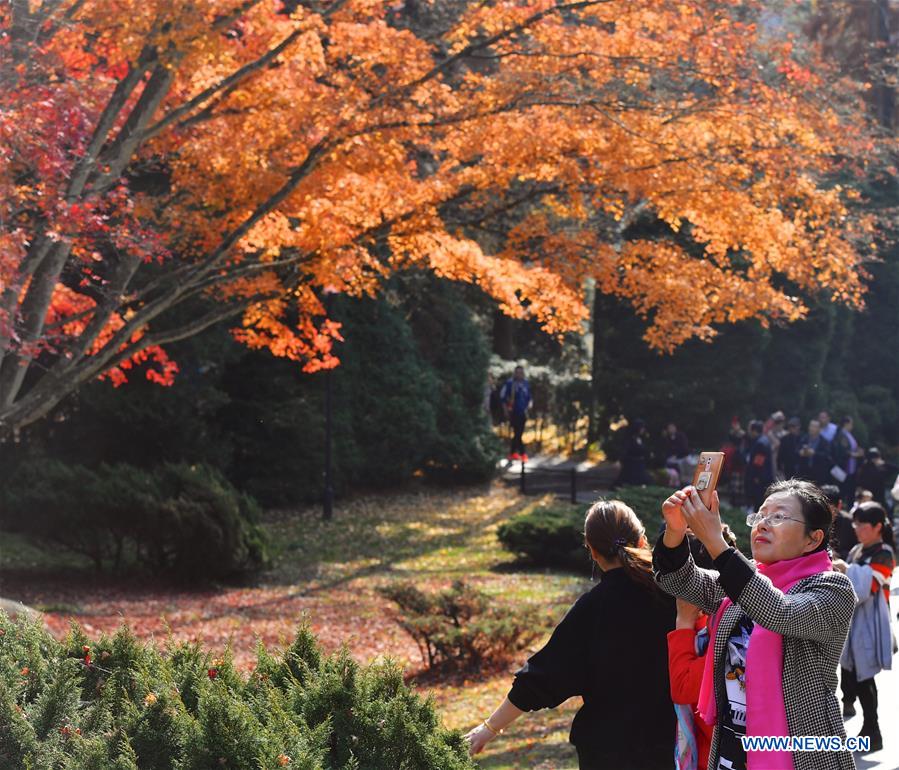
[
  {"left": 139, "top": 27, "right": 306, "bottom": 143},
  {"left": 67, "top": 50, "right": 156, "bottom": 200},
  {"left": 400, "top": 1, "right": 615, "bottom": 93}
]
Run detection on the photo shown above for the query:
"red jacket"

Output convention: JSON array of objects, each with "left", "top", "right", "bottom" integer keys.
[{"left": 667, "top": 616, "right": 712, "bottom": 770}]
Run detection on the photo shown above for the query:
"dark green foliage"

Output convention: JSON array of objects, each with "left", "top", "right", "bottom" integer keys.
[
  {"left": 0, "top": 613, "right": 475, "bottom": 770},
  {"left": 592, "top": 284, "right": 899, "bottom": 458},
  {"left": 0, "top": 460, "right": 268, "bottom": 580},
  {"left": 403, "top": 275, "right": 503, "bottom": 482},
  {"left": 331, "top": 293, "right": 440, "bottom": 488},
  {"left": 19, "top": 326, "right": 239, "bottom": 473},
  {"left": 216, "top": 292, "right": 445, "bottom": 502},
  {"left": 8, "top": 275, "right": 499, "bottom": 508},
  {"left": 497, "top": 486, "right": 750, "bottom": 570},
  {"left": 215, "top": 348, "right": 327, "bottom": 507},
  {"left": 377, "top": 581, "right": 544, "bottom": 672}
]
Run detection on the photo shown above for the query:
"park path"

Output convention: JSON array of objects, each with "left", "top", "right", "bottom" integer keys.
[{"left": 499, "top": 452, "right": 619, "bottom": 504}]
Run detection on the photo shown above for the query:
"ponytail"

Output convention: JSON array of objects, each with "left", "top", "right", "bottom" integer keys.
[
  {"left": 618, "top": 542, "right": 657, "bottom": 593},
  {"left": 585, "top": 501, "right": 657, "bottom": 593}
]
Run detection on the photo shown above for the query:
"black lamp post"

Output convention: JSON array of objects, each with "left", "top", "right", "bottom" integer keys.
[{"left": 322, "top": 289, "right": 335, "bottom": 521}]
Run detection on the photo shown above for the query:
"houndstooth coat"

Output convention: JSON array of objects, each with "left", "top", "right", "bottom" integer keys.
[{"left": 654, "top": 539, "right": 857, "bottom": 770}]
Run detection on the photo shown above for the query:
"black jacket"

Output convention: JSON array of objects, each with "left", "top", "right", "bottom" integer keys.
[
  {"left": 797, "top": 435, "right": 833, "bottom": 486},
  {"left": 508, "top": 568, "right": 676, "bottom": 760}
]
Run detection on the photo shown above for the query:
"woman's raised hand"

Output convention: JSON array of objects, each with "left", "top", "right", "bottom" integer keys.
[
  {"left": 675, "top": 598, "right": 702, "bottom": 630},
  {"left": 662, "top": 488, "right": 690, "bottom": 546},
  {"left": 681, "top": 488, "right": 729, "bottom": 559}
]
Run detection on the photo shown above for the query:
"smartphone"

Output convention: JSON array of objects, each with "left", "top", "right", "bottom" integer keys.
[{"left": 691, "top": 451, "right": 725, "bottom": 508}]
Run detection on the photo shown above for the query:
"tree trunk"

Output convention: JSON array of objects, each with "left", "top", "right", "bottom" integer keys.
[{"left": 492, "top": 310, "right": 515, "bottom": 360}]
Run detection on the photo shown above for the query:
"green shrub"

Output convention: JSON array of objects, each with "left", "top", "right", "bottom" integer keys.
[
  {"left": 496, "top": 505, "right": 590, "bottom": 573},
  {"left": 0, "top": 460, "right": 268, "bottom": 580},
  {"left": 497, "top": 486, "right": 750, "bottom": 571},
  {"left": 0, "top": 613, "right": 475, "bottom": 770},
  {"left": 378, "top": 581, "right": 544, "bottom": 672}
]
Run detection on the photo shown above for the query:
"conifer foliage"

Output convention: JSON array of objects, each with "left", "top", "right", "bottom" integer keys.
[{"left": 0, "top": 613, "right": 475, "bottom": 769}]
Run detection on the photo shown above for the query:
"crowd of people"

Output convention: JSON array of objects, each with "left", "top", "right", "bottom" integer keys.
[
  {"left": 464, "top": 478, "right": 896, "bottom": 770},
  {"left": 616, "top": 409, "right": 899, "bottom": 520},
  {"left": 488, "top": 368, "right": 899, "bottom": 524},
  {"left": 721, "top": 410, "right": 899, "bottom": 516}
]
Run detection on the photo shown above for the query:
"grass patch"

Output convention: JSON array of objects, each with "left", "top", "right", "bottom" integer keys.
[
  {"left": 260, "top": 486, "right": 590, "bottom": 767},
  {"left": 431, "top": 673, "right": 579, "bottom": 769}
]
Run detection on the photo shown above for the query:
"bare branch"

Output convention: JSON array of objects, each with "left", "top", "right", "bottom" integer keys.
[{"left": 400, "top": 1, "right": 615, "bottom": 92}]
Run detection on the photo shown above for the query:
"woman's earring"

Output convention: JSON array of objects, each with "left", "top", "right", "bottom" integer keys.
[{"left": 591, "top": 561, "right": 596, "bottom": 581}]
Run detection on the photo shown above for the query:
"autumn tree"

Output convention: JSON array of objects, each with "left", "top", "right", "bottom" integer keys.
[
  {"left": 0, "top": 0, "right": 880, "bottom": 435},
  {"left": 803, "top": 0, "right": 897, "bottom": 130}
]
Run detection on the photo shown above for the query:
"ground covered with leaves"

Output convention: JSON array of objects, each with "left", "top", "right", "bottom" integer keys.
[{"left": 1, "top": 484, "right": 602, "bottom": 768}]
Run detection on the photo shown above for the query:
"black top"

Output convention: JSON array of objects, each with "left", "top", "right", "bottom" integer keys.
[
  {"left": 856, "top": 460, "right": 899, "bottom": 507},
  {"left": 717, "top": 612, "right": 754, "bottom": 770},
  {"left": 507, "top": 568, "right": 676, "bottom": 757},
  {"left": 778, "top": 432, "right": 802, "bottom": 478}
]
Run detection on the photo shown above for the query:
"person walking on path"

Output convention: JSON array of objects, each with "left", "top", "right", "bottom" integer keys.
[
  {"left": 466, "top": 500, "right": 676, "bottom": 769},
  {"left": 654, "top": 479, "right": 856, "bottom": 770},
  {"left": 834, "top": 502, "right": 896, "bottom": 752},
  {"left": 500, "top": 365, "right": 532, "bottom": 462}
]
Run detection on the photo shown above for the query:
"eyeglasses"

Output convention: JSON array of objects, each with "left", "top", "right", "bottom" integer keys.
[{"left": 746, "top": 511, "right": 805, "bottom": 528}]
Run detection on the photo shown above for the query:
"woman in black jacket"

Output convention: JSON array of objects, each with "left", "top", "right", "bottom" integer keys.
[{"left": 465, "top": 500, "right": 676, "bottom": 769}]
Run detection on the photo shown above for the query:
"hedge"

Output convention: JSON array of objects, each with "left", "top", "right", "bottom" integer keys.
[
  {"left": 497, "top": 485, "right": 750, "bottom": 572},
  {"left": 0, "top": 460, "right": 269, "bottom": 581}
]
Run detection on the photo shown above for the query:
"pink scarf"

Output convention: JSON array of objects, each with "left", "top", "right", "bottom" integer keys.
[{"left": 697, "top": 550, "right": 833, "bottom": 770}]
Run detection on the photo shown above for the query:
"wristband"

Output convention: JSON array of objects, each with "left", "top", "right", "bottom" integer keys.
[{"left": 482, "top": 718, "right": 502, "bottom": 736}]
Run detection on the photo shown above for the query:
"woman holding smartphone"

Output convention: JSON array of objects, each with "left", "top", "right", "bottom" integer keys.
[
  {"left": 465, "top": 499, "right": 675, "bottom": 769},
  {"left": 654, "top": 479, "right": 855, "bottom": 770}
]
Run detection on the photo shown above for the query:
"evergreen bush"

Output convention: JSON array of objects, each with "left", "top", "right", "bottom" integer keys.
[
  {"left": 0, "top": 460, "right": 268, "bottom": 580},
  {"left": 0, "top": 613, "right": 475, "bottom": 770},
  {"left": 378, "top": 581, "right": 544, "bottom": 672}
]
